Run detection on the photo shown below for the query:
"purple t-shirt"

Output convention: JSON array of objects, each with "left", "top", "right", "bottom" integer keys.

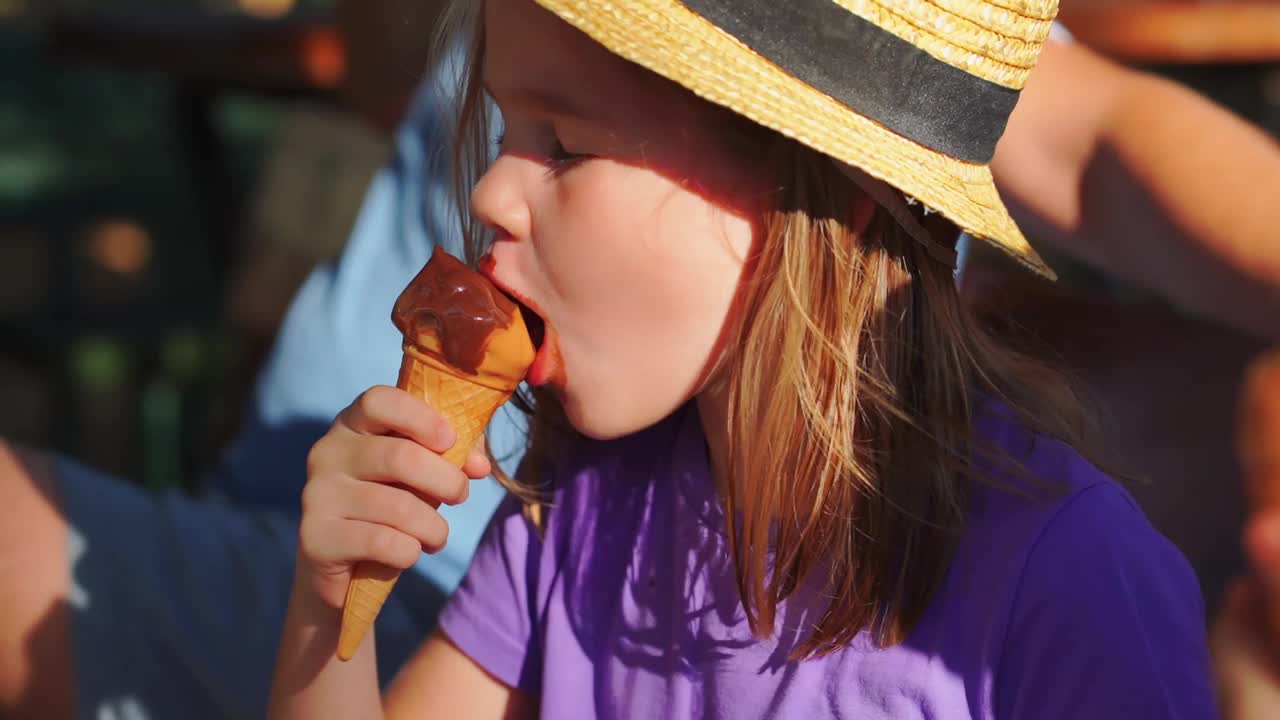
[{"left": 440, "top": 404, "right": 1218, "bottom": 718}]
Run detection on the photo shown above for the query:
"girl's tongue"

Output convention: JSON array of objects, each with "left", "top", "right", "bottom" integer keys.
[{"left": 526, "top": 322, "right": 563, "bottom": 388}]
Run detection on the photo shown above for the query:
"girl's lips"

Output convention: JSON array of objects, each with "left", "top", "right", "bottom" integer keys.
[
  {"left": 526, "top": 325, "right": 562, "bottom": 387},
  {"left": 480, "top": 256, "right": 563, "bottom": 388}
]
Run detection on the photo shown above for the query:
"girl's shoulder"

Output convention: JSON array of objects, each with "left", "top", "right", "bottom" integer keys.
[
  {"left": 952, "top": 404, "right": 1209, "bottom": 689},
  {"left": 921, "top": 404, "right": 1217, "bottom": 717},
  {"left": 970, "top": 397, "right": 1132, "bottom": 509},
  {"left": 964, "top": 399, "right": 1175, "bottom": 564},
  {"left": 951, "top": 407, "right": 1216, "bottom": 717}
]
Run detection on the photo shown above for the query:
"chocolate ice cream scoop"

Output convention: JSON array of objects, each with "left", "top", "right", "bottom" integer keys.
[{"left": 391, "top": 246, "right": 535, "bottom": 387}]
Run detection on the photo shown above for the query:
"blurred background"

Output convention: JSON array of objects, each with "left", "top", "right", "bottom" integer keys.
[
  {"left": 0, "top": 0, "right": 441, "bottom": 490},
  {"left": 0, "top": 0, "right": 1277, "bottom": 598}
]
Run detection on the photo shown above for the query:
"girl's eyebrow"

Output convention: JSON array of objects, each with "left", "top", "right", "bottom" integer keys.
[{"left": 482, "top": 81, "right": 600, "bottom": 124}]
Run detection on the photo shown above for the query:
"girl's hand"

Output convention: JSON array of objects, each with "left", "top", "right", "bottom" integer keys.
[{"left": 296, "top": 385, "right": 493, "bottom": 611}]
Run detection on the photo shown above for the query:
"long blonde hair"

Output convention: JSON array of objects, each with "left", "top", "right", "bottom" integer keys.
[{"left": 441, "top": 1, "right": 1099, "bottom": 657}]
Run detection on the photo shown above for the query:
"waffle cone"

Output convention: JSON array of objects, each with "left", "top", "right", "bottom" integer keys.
[{"left": 336, "top": 354, "right": 516, "bottom": 661}]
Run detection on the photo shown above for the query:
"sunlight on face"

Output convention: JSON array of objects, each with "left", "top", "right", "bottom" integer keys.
[{"left": 474, "top": 0, "right": 763, "bottom": 440}]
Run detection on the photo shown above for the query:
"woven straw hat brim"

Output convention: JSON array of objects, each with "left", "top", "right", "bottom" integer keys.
[{"left": 532, "top": 0, "right": 1055, "bottom": 279}]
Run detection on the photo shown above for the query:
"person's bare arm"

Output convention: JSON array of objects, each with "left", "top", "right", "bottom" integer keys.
[
  {"left": 992, "top": 40, "right": 1280, "bottom": 340},
  {"left": 269, "top": 601, "right": 532, "bottom": 720},
  {"left": 384, "top": 631, "right": 535, "bottom": 719},
  {"left": 268, "top": 571, "right": 384, "bottom": 720},
  {"left": 268, "top": 386, "right": 500, "bottom": 719},
  {"left": 1214, "top": 352, "right": 1280, "bottom": 719}
]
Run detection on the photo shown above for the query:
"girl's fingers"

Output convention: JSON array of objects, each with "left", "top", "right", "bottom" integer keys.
[
  {"left": 364, "top": 435, "right": 471, "bottom": 505},
  {"left": 462, "top": 442, "right": 493, "bottom": 480},
  {"left": 337, "top": 480, "right": 451, "bottom": 554},
  {"left": 351, "top": 520, "right": 425, "bottom": 570},
  {"left": 300, "top": 515, "right": 424, "bottom": 572},
  {"left": 339, "top": 385, "right": 458, "bottom": 455},
  {"left": 316, "top": 433, "right": 470, "bottom": 507}
]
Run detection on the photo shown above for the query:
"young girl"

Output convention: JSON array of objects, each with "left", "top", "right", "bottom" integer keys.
[{"left": 270, "top": 0, "right": 1218, "bottom": 717}]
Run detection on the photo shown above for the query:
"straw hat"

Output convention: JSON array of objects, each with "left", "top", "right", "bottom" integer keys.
[{"left": 530, "top": 0, "right": 1059, "bottom": 277}]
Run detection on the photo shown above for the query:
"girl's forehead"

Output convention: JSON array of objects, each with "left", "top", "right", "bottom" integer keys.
[
  {"left": 485, "top": 0, "right": 608, "bottom": 78},
  {"left": 482, "top": 0, "right": 672, "bottom": 116}
]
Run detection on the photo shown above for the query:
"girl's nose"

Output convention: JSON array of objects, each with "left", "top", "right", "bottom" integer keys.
[{"left": 471, "top": 156, "right": 532, "bottom": 242}]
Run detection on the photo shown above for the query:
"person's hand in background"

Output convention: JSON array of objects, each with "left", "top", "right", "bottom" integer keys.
[
  {"left": 1215, "top": 352, "right": 1280, "bottom": 719},
  {"left": 992, "top": 40, "right": 1280, "bottom": 342}
]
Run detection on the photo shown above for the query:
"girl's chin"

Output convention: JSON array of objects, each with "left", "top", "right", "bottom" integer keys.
[
  {"left": 558, "top": 398, "right": 686, "bottom": 442},
  {"left": 557, "top": 399, "right": 621, "bottom": 441}
]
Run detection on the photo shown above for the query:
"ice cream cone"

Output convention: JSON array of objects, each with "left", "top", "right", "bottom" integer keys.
[
  {"left": 337, "top": 353, "right": 518, "bottom": 661},
  {"left": 335, "top": 248, "right": 534, "bottom": 661}
]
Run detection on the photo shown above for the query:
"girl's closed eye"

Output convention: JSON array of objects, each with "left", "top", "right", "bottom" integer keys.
[
  {"left": 546, "top": 135, "right": 594, "bottom": 174},
  {"left": 492, "top": 130, "right": 595, "bottom": 174}
]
